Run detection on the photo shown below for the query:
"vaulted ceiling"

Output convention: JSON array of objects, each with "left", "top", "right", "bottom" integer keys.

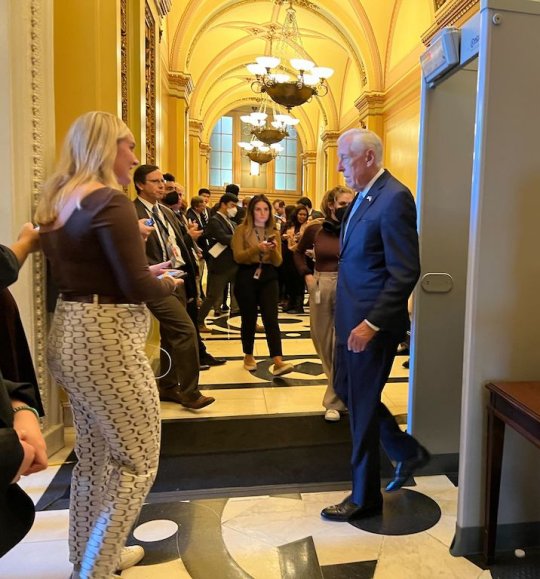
[{"left": 165, "top": 0, "right": 434, "bottom": 150}]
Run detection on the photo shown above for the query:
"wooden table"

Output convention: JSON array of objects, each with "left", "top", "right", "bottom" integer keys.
[{"left": 483, "top": 381, "right": 540, "bottom": 564}]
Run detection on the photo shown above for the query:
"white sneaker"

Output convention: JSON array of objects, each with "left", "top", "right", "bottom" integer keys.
[
  {"left": 272, "top": 362, "right": 293, "bottom": 376},
  {"left": 118, "top": 545, "right": 145, "bottom": 571},
  {"left": 324, "top": 409, "right": 341, "bottom": 422}
]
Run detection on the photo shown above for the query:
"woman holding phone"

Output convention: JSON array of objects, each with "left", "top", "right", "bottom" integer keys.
[
  {"left": 35, "top": 111, "right": 181, "bottom": 578},
  {"left": 231, "top": 195, "right": 293, "bottom": 376}
]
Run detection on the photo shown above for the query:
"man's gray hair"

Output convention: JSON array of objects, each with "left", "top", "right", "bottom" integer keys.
[{"left": 338, "top": 128, "right": 383, "bottom": 168}]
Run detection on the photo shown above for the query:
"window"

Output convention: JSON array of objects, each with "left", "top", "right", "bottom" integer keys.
[
  {"left": 274, "top": 126, "right": 298, "bottom": 191},
  {"left": 209, "top": 116, "right": 233, "bottom": 187}
]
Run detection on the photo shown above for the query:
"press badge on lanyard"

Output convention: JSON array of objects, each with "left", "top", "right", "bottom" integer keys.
[
  {"left": 314, "top": 278, "right": 321, "bottom": 304},
  {"left": 253, "top": 265, "right": 262, "bottom": 280}
]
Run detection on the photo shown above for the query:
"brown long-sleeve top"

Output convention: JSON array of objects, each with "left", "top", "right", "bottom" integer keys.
[
  {"left": 294, "top": 220, "right": 340, "bottom": 277},
  {"left": 40, "top": 187, "right": 175, "bottom": 303},
  {"left": 231, "top": 224, "right": 282, "bottom": 267}
]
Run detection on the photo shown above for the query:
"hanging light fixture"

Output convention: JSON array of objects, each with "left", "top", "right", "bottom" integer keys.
[
  {"left": 246, "top": 0, "right": 334, "bottom": 111},
  {"left": 238, "top": 139, "right": 284, "bottom": 165},
  {"left": 240, "top": 97, "right": 299, "bottom": 145}
]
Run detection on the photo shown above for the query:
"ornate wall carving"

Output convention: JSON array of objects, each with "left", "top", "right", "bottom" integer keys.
[
  {"left": 423, "top": 0, "right": 479, "bottom": 46},
  {"left": 120, "top": 0, "right": 128, "bottom": 123},
  {"left": 145, "top": 2, "right": 156, "bottom": 164},
  {"left": 29, "top": 0, "right": 51, "bottom": 431}
]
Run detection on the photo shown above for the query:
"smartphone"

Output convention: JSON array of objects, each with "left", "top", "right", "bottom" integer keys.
[
  {"left": 267, "top": 235, "right": 276, "bottom": 243},
  {"left": 144, "top": 218, "right": 155, "bottom": 226},
  {"left": 159, "top": 270, "right": 187, "bottom": 279}
]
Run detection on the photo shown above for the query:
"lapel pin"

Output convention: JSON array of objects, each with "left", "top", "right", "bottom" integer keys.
[{"left": 367, "top": 195, "right": 372, "bottom": 202}]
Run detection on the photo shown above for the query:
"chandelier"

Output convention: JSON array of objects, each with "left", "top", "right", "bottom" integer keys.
[
  {"left": 240, "top": 98, "right": 299, "bottom": 146},
  {"left": 246, "top": 0, "right": 333, "bottom": 110},
  {"left": 238, "top": 139, "right": 283, "bottom": 165}
]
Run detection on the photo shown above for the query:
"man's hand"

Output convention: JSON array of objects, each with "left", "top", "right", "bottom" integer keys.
[
  {"left": 347, "top": 320, "right": 377, "bottom": 353},
  {"left": 12, "top": 407, "right": 48, "bottom": 475},
  {"left": 187, "top": 222, "right": 203, "bottom": 240},
  {"left": 138, "top": 218, "right": 155, "bottom": 241}
]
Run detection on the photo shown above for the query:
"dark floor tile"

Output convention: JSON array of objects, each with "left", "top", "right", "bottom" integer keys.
[
  {"left": 349, "top": 488, "right": 441, "bottom": 536},
  {"left": 321, "top": 560, "right": 377, "bottom": 579},
  {"left": 278, "top": 536, "right": 324, "bottom": 578},
  {"left": 467, "top": 549, "right": 540, "bottom": 579}
]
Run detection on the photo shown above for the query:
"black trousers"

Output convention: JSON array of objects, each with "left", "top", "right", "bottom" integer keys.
[
  {"left": 234, "top": 265, "right": 282, "bottom": 358},
  {"left": 146, "top": 287, "right": 201, "bottom": 401}
]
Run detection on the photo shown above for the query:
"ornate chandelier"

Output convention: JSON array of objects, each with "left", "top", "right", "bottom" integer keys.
[
  {"left": 238, "top": 139, "right": 283, "bottom": 165},
  {"left": 246, "top": 0, "right": 333, "bottom": 110},
  {"left": 240, "top": 98, "right": 299, "bottom": 146}
]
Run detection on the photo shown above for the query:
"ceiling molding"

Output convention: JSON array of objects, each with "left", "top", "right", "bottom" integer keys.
[{"left": 422, "top": 0, "right": 479, "bottom": 45}]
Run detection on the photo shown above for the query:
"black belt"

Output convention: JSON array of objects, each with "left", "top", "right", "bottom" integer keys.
[{"left": 59, "top": 293, "right": 140, "bottom": 305}]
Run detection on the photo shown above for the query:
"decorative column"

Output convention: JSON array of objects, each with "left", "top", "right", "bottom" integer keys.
[
  {"left": 301, "top": 151, "right": 317, "bottom": 197},
  {"left": 199, "top": 142, "right": 212, "bottom": 194},
  {"left": 188, "top": 119, "right": 204, "bottom": 196},
  {"left": 168, "top": 72, "right": 193, "bottom": 187},
  {"left": 0, "top": 0, "right": 64, "bottom": 453},
  {"left": 355, "top": 91, "right": 385, "bottom": 136},
  {"left": 321, "top": 130, "right": 341, "bottom": 191}
]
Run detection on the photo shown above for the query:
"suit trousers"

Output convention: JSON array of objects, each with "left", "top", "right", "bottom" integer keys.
[
  {"left": 234, "top": 265, "right": 282, "bottom": 358},
  {"left": 146, "top": 287, "right": 201, "bottom": 400},
  {"left": 47, "top": 300, "right": 160, "bottom": 579},
  {"left": 334, "top": 332, "right": 419, "bottom": 506},
  {"left": 198, "top": 267, "right": 238, "bottom": 323},
  {"left": 308, "top": 272, "right": 346, "bottom": 411}
]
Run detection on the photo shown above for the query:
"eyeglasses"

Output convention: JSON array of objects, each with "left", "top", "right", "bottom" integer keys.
[{"left": 147, "top": 179, "right": 165, "bottom": 184}]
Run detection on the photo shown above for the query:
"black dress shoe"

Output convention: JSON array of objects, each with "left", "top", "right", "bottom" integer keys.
[
  {"left": 321, "top": 495, "right": 382, "bottom": 522},
  {"left": 385, "top": 445, "right": 430, "bottom": 492},
  {"left": 200, "top": 355, "right": 226, "bottom": 366},
  {"left": 159, "top": 386, "right": 189, "bottom": 405}
]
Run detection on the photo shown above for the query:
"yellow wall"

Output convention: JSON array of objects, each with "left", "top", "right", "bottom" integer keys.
[
  {"left": 383, "top": 97, "right": 421, "bottom": 195},
  {"left": 54, "top": 0, "right": 121, "bottom": 151}
]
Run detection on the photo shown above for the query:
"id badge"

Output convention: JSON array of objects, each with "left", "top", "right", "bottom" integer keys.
[{"left": 253, "top": 266, "right": 262, "bottom": 280}]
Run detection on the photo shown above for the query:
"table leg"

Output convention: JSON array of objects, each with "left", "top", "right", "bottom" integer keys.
[{"left": 483, "top": 405, "right": 505, "bottom": 565}]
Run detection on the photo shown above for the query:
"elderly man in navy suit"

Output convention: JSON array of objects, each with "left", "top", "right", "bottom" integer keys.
[{"left": 321, "top": 129, "right": 429, "bottom": 522}]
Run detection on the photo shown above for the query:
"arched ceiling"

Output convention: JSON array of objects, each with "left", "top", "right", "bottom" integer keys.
[{"left": 166, "top": 0, "right": 434, "bottom": 149}]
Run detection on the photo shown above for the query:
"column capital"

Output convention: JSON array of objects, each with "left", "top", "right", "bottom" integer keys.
[
  {"left": 354, "top": 91, "right": 385, "bottom": 118},
  {"left": 189, "top": 119, "right": 204, "bottom": 137},
  {"left": 301, "top": 151, "right": 317, "bottom": 164},
  {"left": 168, "top": 72, "right": 194, "bottom": 100},
  {"left": 200, "top": 142, "right": 211, "bottom": 158},
  {"left": 320, "top": 130, "right": 340, "bottom": 149}
]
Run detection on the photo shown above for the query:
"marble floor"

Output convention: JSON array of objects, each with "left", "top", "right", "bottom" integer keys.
[{"left": 2, "top": 307, "right": 525, "bottom": 578}]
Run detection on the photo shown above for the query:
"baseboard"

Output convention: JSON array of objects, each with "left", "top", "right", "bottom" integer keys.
[{"left": 451, "top": 521, "right": 540, "bottom": 556}]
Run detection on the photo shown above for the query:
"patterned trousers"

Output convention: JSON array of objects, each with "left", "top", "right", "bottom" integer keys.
[{"left": 48, "top": 299, "right": 160, "bottom": 579}]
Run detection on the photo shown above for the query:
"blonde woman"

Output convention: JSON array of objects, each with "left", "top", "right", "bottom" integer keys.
[
  {"left": 35, "top": 111, "right": 180, "bottom": 579},
  {"left": 231, "top": 195, "right": 293, "bottom": 376}
]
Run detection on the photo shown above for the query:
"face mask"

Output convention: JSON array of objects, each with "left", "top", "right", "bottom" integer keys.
[
  {"left": 227, "top": 206, "right": 238, "bottom": 218},
  {"left": 334, "top": 204, "right": 350, "bottom": 222}
]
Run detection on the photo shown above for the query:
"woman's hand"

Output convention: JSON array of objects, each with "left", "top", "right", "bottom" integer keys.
[
  {"left": 258, "top": 241, "right": 271, "bottom": 253},
  {"left": 10, "top": 223, "right": 41, "bottom": 266},
  {"left": 149, "top": 261, "right": 172, "bottom": 277}
]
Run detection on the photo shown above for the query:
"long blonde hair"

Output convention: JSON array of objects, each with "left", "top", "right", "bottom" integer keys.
[{"left": 35, "top": 111, "right": 131, "bottom": 225}]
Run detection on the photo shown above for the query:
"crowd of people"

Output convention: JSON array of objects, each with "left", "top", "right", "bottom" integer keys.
[{"left": 1, "top": 112, "right": 430, "bottom": 577}]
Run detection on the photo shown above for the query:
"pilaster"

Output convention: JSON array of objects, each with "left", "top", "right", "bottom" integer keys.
[
  {"left": 188, "top": 119, "right": 204, "bottom": 196},
  {"left": 321, "top": 130, "right": 340, "bottom": 190},
  {"left": 167, "top": 72, "right": 193, "bottom": 186}
]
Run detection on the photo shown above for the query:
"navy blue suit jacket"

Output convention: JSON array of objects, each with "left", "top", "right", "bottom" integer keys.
[{"left": 335, "top": 170, "right": 420, "bottom": 345}]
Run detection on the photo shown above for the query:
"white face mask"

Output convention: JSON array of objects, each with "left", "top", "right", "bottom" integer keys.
[{"left": 227, "top": 206, "right": 238, "bottom": 218}]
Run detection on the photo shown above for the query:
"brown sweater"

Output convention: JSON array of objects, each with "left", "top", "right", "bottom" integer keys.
[
  {"left": 40, "top": 187, "right": 174, "bottom": 303},
  {"left": 294, "top": 220, "right": 340, "bottom": 277},
  {"left": 231, "top": 224, "right": 282, "bottom": 267}
]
